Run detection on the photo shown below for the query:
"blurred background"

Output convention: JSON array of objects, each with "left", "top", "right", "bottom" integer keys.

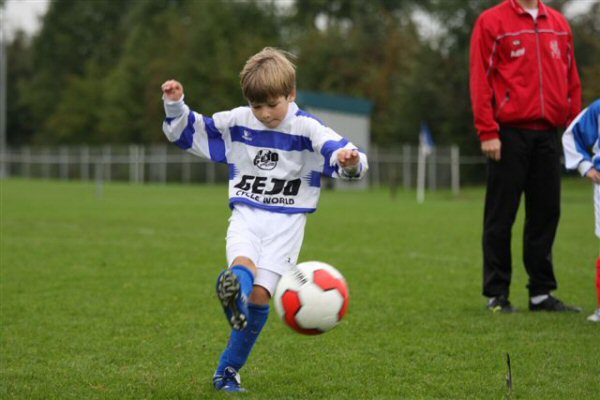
[{"left": 1, "top": 0, "right": 599, "bottom": 188}]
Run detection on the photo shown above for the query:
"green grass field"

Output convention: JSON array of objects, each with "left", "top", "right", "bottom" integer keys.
[{"left": 1, "top": 178, "right": 598, "bottom": 399}]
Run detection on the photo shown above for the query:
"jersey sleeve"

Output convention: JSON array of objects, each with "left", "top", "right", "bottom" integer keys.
[
  {"left": 162, "top": 97, "right": 228, "bottom": 163},
  {"left": 562, "top": 100, "right": 600, "bottom": 176},
  {"left": 308, "top": 121, "right": 369, "bottom": 180}
]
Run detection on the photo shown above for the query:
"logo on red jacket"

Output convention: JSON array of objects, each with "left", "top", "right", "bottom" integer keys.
[
  {"left": 549, "top": 40, "right": 561, "bottom": 59},
  {"left": 511, "top": 48, "right": 525, "bottom": 58}
]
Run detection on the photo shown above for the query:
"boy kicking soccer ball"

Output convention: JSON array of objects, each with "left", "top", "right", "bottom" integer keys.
[
  {"left": 161, "top": 47, "right": 368, "bottom": 391},
  {"left": 562, "top": 98, "right": 600, "bottom": 323}
]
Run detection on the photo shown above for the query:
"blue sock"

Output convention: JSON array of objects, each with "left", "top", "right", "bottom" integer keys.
[
  {"left": 216, "top": 303, "right": 270, "bottom": 374},
  {"left": 231, "top": 265, "right": 254, "bottom": 298}
]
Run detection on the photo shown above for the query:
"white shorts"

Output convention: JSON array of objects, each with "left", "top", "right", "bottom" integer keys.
[
  {"left": 226, "top": 204, "right": 307, "bottom": 295},
  {"left": 595, "top": 184, "right": 600, "bottom": 239}
]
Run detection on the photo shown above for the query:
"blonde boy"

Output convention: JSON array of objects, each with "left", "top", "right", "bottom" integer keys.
[{"left": 161, "top": 47, "right": 368, "bottom": 392}]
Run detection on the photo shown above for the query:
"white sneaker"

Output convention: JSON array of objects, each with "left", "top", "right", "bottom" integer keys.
[{"left": 587, "top": 308, "right": 600, "bottom": 322}]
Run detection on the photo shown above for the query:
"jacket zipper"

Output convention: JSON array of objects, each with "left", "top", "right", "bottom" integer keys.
[
  {"left": 534, "top": 18, "right": 545, "bottom": 119},
  {"left": 495, "top": 91, "right": 510, "bottom": 119}
]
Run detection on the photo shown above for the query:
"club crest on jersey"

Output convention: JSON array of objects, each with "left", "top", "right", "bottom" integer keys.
[{"left": 254, "top": 150, "right": 279, "bottom": 170}]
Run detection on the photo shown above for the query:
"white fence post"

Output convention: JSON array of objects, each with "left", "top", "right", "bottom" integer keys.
[
  {"left": 80, "top": 146, "right": 89, "bottom": 181},
  {"left": 451, "top": 145, "right": 460, "bottom": 196},
  {"left": 427, "top": 148, "right": 437, "bottom": 191},
  {"left": 370, "top": 145, "right": 379, "bottom": 187},
  {"left": 23, "top": 146, "right": 31, "bottom": 178},
  {"left": 95, "top": 159, "right": 103, "bottom": 197},
  {"left": 182, "top": 152, "right": 191, "bottom": 183},
  {"left": 206, "top": 161, "right": 215, "bottom": 184},
  {"left": 129, "top": 144, "right": 138, "bottom": 184},
  {"left": 102, "top": 145, "right": 112, "bottom": 182},
  {"left": 42, "top": 147, "right": 51, "bottom": 179},
  {"left": 160, "top": 144, "right": 167, "bottom": 184},
  {"left": 417, "top": 148, "right": 426, "bottom": 203},
  {"left": 402, "top": 144, "right": 411, "bottom": 189},
  {"left": 59, "top": 146, "right": 69, "bottom": 180},
  {"left": 138, "top": 146, "right": 145, "bottom": 183}
]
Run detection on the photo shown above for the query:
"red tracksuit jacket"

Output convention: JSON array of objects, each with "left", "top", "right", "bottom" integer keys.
[{"left": 470, "top": 0, "right": 582, "bottom": 142}]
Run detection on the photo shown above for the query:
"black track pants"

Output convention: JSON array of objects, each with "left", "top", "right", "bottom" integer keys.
[{"left": 482, "top": 126, "right": 561, "bottom": 298}]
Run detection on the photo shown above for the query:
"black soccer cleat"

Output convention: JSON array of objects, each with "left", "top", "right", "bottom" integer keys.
[
  {"left": 216, "top": 269, "right": 249, "bottom": 330},
  {"left": 213, "top": 367, "right": 247, "bottom": 392},
  {"left": 487, "top": 295, "right": 517, "bottom": 313},
  {"left": 529, "top": 295, "right": 581, "bottom": 312}
]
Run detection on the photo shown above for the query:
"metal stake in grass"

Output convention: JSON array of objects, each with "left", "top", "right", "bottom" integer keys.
[{"left": 505, "top": 352, "right": 513, "bottom": 398}]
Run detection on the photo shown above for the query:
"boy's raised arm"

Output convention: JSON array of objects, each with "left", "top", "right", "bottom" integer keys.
[{"left": 161, "top": 79, "right": 188, "bottom": 122}]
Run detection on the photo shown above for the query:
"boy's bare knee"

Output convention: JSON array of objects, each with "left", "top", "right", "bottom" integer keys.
[
  {"left": 231, "top": 256, "right": 257, "bottom": 274},
  {"left": 249, "top": 285, "right": 271, "bottom": 305}
]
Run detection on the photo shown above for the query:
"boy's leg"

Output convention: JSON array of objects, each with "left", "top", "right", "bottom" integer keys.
[
  {"left": 588, "top": 186, "right": 600, "bottom": 321},
  {"left": 596, "top": 256, "right": 600, "bottom": 308},
  {"left": 221, "top": 205, "right": 260, "bottom": 330},
  {"left": 216, "top": 263, "right": 255, "bottom": 330},
  {"left": 214, "top": 285, "right": 271, "bottom": 391},
  {"left": 214, "top": 206, "right": 305, "bottom": 390},
  {"left": 588, "top": 257, "right": 600, "bottom": 322},
  {"left": 594, "top": 185, "right": 600, "bottom": 309},
  {"left": 214, "top": 300, "right": 270, "bottom": 374}
]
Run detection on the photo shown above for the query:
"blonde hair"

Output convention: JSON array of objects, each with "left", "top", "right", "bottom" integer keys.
[{"left": 240, "top": 47, "right": 296, "bottom": 103}]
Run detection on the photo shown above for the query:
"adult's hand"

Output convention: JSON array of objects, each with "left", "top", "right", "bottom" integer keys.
[{"left": 481, "top": 138, "right": 501, "bottom": 161}]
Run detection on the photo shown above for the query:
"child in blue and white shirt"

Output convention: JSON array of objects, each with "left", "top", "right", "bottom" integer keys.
[
  {"left": 562, "top": 98, "right": 600, "bottom": 323},
  {"left": 161, "top": 47, "right": 368, "bottom": 391}
]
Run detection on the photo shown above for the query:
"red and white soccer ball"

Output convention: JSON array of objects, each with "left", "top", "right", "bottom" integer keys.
[{"left": 274, "top": 261, "right": 349, "bottom": 335}]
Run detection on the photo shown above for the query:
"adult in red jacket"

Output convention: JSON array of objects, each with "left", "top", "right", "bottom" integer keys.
[{"left": 469, "top": 0, "right": 581, "bottom": 312}]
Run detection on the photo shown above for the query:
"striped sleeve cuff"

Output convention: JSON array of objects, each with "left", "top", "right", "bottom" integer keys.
[{"left": 163, "top": 95, "right": 186, "bottom": 118}]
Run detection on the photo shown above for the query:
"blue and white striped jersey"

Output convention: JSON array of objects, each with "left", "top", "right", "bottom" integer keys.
[
  {"left": 162, "top": 98, "right": 368, "bottom": 214},
  {"left": 562, "top": 99, "right": 600, "bottom": 177}
]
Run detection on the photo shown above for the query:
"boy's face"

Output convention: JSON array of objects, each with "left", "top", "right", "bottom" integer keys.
[{"left": 249, "top": 91, "right": 296, "bottom": 129}]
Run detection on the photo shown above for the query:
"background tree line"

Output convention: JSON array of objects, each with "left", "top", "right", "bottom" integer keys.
[{"left": 4, "top": 0, "right": 600, "bottom": 155}]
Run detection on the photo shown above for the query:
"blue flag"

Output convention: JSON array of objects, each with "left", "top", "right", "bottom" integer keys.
[{"left": 419, "top": 122, "right": 435, "bottom": 156}]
